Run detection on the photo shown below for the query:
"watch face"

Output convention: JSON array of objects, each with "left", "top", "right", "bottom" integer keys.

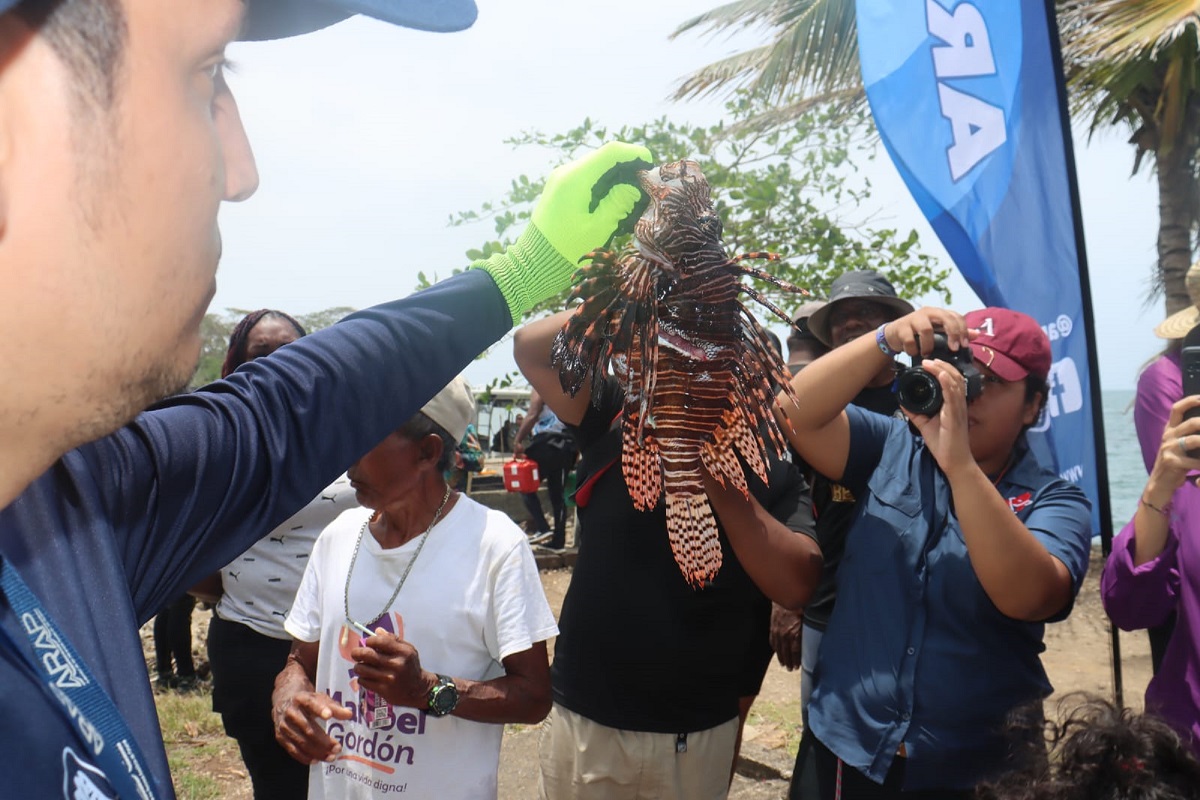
[{"left": 430, "top": 678, "right": 458, "bottom": 716}]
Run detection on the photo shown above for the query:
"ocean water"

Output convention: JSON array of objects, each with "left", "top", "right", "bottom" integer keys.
[{"left": 1099, "top": 389, "right": 1144, "bottom": 536}]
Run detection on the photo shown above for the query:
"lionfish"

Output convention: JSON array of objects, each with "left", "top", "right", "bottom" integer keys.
[{"left": 552, "top": 159, "right": 806, "bottom": 588}]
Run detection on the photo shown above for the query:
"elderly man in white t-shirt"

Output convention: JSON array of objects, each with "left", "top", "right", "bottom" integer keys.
[{"left": 273, "top": 377, "right": 558, "bottom": 800}]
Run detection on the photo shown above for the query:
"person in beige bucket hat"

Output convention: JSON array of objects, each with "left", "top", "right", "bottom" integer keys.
[{"left": 1154, "top": 260, "right": 1200, "bottom": 339}]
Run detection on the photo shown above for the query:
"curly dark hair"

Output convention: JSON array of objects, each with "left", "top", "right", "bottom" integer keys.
[{"left": 977, "top": 695, "right": 1200, "bottom": 800}]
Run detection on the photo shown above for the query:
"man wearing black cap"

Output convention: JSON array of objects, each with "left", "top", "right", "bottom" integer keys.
[
  {"left": 0, "top": 3, "right": 650, "bottom": 798},
  {"left": 770, "top": 270, "right": 914, "bottom": 719}
]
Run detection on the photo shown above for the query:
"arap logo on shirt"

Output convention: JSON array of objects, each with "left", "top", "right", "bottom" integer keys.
[{"left": 62, "top": 747, "right": 117, "bottom": 800}]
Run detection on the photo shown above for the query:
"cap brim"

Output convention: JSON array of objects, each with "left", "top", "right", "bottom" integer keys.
[
  {"left": 970, "top": 342, "right": 1028, "bottom": 381},
  {"left": 1154, "top": 306, "right": 1200, "bottom": 340},
  {"left": 240, "top": 0, "right": 477, "bottom": 41},
  {"left": 806, "top": 296, "right": 915, "bottom": 346}
]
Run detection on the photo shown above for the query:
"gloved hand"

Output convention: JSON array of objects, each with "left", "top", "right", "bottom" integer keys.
[{"left": 472, "top": 141, "right": 653, "bottom": 324}]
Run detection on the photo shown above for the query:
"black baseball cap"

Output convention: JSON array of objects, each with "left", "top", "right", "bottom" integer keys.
[
  {"left": 805, "top": 270, "right": 913, "bottom": 346},
  {"left": 241, "top": 0, "right": 478, "bottom": 41}
]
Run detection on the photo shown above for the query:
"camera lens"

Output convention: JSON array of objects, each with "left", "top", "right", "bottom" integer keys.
[{"left": 897, "top": 369, "right": 943, "bottom": 416}]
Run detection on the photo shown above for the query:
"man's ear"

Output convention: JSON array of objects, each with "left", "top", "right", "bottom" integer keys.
[{"left": 420, "top": 433, "right": 446, "bottom": 466}]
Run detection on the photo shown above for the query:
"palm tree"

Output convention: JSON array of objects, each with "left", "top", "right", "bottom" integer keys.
[
  {"left": 672, "top": 0, "right": 1200, "bottom": 313},
  {"left": 1059, "top": 1, "right": 1200, "bottom": 315}
]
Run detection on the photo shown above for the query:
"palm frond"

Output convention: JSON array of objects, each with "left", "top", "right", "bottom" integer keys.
[
  {"left": 1060, "top": 0, "right": 1200, "bottom": 61},
  {"left": 672, "top": 0, "right": 788, "bottom": 38},
  {"left": 672, "top": 0, "right": 861, "bottom": 105},
  {"left": 723, "top": 88, "right": 869, "bottom": 135},
  {"left": 672, "top": 45, "right": 780, "bottom": 99},
  {"left": 1060, "top": 0, "right": 1200, "bottom": 161}
]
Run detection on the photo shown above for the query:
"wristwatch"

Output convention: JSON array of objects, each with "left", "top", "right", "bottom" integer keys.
[{"left": 426, "top": 674, "right": 459, "bottom": 717}]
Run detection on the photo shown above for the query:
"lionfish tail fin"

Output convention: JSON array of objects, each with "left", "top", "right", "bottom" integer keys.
[
  {"left": 621, "top": 423, "right": 663, "bottom": 511},
  {"left": 665, "top": 492, "right": 723, "bottom": 589}
]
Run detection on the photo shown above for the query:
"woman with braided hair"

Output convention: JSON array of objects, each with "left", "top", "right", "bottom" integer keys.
[
  {"left": 190, "top": 308, "right": 361, "bottom": 800},
  {"left": 219, "top": 309, "right": 308, "bottom": 380}
]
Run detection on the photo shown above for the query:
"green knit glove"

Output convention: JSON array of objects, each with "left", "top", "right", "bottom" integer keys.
[{"left": 472, "top": 141, "right": 653, "bottom": 325}]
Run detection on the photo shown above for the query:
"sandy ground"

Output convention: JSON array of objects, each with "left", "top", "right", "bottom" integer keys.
[{"left": 151, "top": 546, "right": 1151, "bottom": 799}]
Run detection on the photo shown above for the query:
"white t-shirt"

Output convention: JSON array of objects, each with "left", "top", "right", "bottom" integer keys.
[
  {"left": 285, "top": 494, "right": 558, "bottom": 800},
  {"left": 216, "top": 475, "right": 359, "bottom": 638}
]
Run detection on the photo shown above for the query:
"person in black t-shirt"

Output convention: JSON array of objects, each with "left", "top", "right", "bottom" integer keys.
[{"left": 514, "top": 310, "right": 821, "bottom": 800}]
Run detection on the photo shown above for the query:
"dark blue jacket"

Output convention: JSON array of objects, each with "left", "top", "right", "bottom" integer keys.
[{"left": 0, "top": 271, "right": 509, "bottom": 799}]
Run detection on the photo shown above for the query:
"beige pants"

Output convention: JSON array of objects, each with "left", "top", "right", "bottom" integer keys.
[{"left": 538, "top": 703, "right": 739, "bottom": 800}]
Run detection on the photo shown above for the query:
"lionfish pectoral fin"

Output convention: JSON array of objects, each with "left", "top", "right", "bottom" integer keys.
[
  {"left": 720, "top": 408, "right": 769, "bottom": 488},
  {"left": 665, "top": 491, "right": 723, "bottom": 589},
  {"left": 636, "top": 301, "right": 659, "bottom": 443},
  {"left": 551, "top": 251, "right": 627, "bottom": 397},
  {"left": 738, "top": 282, "right": 804, "bottom": 327},
  {"left": 702, "top": 434, "right": 750, "bottom": 501},
  {"left": 621, "top": 424, "right": 663, "bottom": 512}
]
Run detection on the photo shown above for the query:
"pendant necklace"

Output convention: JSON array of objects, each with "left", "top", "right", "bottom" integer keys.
[{"left": 344, "top": 483, "right": 452, "bottom": 633}]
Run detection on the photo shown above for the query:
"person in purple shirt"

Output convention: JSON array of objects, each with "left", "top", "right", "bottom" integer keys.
[
  {"left": 1125, "top": 261, "right": 1200, "bottom": 672},
  {"left": 1102, "top": 391, "right": 1200, "bottom": 756}
]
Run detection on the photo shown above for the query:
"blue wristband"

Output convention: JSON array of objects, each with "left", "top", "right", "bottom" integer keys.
[{"left": 876, "top": 323, "right": 899, "bottom": 356}]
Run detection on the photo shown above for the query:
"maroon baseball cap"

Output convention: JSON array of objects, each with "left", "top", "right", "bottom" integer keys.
[{"left": 964, "top": 307, "right": 1051, "bottom": 381}]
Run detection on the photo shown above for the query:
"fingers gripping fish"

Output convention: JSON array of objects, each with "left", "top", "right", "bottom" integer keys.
[{"left": 551, "top": 159, "right": 807, "bottom": 588}]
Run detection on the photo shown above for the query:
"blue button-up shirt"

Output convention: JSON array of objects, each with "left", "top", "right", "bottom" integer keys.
[{"left": 807, "top": 405, "right": 1092, "bottom": 790}]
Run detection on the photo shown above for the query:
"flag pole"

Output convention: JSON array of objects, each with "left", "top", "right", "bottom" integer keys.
[{"left": 1040, "top": 0, "right": 1122, "bottom": 707}]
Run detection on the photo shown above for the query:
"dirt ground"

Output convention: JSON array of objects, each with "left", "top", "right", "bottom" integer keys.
[{"left": 150, "top": 546, "right": 1150, "bottom": 799}]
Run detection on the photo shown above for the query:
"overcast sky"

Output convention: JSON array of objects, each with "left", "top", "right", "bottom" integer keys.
[{"left": 219, "top": 1, "right": 1162, "bottom": 392}]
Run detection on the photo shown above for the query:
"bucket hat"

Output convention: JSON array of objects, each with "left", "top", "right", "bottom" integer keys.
[
  {"left": 806, "top": 271, "right": 914, "bottom": 346},
  {"left": 1154, "top": 260, "right": 1200, "bottom": 339}
]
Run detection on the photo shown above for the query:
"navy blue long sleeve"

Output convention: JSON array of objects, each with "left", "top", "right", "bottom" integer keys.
[{"left": 0, "top": 270, "right": 510, "bottom": 799}]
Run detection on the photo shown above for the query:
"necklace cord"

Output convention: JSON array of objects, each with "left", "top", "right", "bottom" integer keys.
[{"left": 344, "top": 483, "right": 452, "bottom": 631}]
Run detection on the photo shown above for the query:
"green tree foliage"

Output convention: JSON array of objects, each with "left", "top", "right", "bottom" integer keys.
[
  {"left": 189, "top": 306, "right": 356, "bottom": 388},
  {"left": 419, "top": 94, "right": 949, "bottom": 323}
]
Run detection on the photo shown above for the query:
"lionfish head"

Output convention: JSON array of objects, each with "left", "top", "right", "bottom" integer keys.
[{"left": 634, "top": 159, "right": 724, "bottom": 272}]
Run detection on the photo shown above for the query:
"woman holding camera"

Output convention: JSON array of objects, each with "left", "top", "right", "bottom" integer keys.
[
  {"left": 1101, "top": 393, "right": 1200, "bottom": 757},
  {"left": 776, "top": 306, "right": 1092, "bottom": 798}
]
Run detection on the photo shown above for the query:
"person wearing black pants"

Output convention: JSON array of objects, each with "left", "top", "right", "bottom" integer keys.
[
  {"left": 207, "top": 616, "right": 308, "bottom": 799},
  {"left": 514, "top": 389, "right": 578, "bottom": 550},
  {"left": 153, "top": 594, "right": 197, "bottom": 690}
]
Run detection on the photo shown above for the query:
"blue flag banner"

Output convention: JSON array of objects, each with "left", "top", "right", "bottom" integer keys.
[{"left": 856, "top": 0, "right": 1104, "bottom": 535}]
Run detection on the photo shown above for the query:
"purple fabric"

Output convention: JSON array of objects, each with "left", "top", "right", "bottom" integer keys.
[
  {"left": 1134, "top": 352, "right": 1181, "bottom": 473},
  {"left": 1103, "top": 349, "right": 1200, "bottom": 755}
]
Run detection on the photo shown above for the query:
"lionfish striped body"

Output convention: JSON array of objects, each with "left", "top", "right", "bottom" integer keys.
[{"left": 551, "top": 159, "right": 806, "bottom": 588}]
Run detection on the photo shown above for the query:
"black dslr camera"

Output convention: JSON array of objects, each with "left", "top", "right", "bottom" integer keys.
[{"left": 895, "top": 332, "right": 983, "bottom": 416}]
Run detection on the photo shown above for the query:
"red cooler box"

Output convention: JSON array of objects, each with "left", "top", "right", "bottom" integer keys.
[{"left": 503, "top": 458, "right": 540, "bottom": 493}]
